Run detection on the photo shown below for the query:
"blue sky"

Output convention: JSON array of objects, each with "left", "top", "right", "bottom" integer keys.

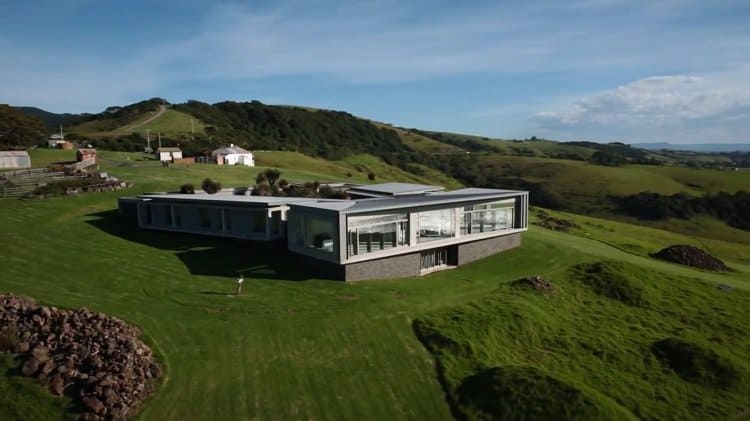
[{"left": 1, "top": 0, "right": 749, "bottom": 143}]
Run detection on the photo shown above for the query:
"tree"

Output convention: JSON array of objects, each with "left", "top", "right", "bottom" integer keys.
[
  {"left": 255, "top": 172, "right": 268, "bottom": 185},
  {"left": 590, "top": 150, "right": 626, "bottom": 167},
  {"left": 201, "top": 178, "right": 221, "bottom": 194},
  {"left": 278, "top": 178, "right": 289, "bottom": 189},
  {"left": 0, "top": 105, "right": 46, "bottom": 148},
  {"left": 263, "top": 168, "right": 281, "bottom": 186}
]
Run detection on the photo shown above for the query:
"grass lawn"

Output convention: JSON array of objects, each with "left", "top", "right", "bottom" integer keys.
[
  {"left": 531, "top": 208, "right": 750, "bottom": 268},
  {"left": 1, "top": 148, "right": 748, "bottom": 419}
]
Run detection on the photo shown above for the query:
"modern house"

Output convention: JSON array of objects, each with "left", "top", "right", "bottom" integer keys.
[
  {"left": 120, "top": 183, "right": 528, "bottom": 281},
  {"left": 0, "top": 151, "right": 31, "bottom": 169},
  {"left": 156, "top": 147, "right": 183, "bottom": 162},
  {"left": 212, "top": 144, "right": 254, "bottom": 167}
]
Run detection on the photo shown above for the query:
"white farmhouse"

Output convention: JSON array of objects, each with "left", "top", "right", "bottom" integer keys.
[{"left": 212, "top": 144, "right": 254, "bottom": 166}]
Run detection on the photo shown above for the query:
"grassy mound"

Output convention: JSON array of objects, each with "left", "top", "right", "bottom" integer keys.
[
  {"left": 568, "top": 261, "right": 645, "bottom": 306},
  {"left": 456, "top": 366, "right": 613, "bottom": 421},
  {"left": 651, "top": 338, "right": 740, "bottom": 388}
]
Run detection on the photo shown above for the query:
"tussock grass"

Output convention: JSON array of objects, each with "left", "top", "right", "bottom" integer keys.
[
  {"left": 456, "top": 366, "right": 629, "bottom": 421},
  {"left": 651, "top": 337, "right": 740, "bottom": 389},
  {"left": 415, "top": 261, "right": 750, "bottom": 420},
  {"left": 569, "top": 261, "right": 646, "bottom": 306}
]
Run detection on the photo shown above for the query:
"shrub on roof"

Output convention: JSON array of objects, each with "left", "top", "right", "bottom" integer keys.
[{"left": 201, "top": 178, "right": 221, "bottom": 194}]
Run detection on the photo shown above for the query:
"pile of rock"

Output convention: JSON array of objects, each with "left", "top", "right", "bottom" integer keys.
[
  {"left": 535, "top": 211, "right": 580, "bottom": 232},
  {"left": 650, "top": 245, "right": 730, "bottom": 271},
  {"left": 513, "top": 276, "right": 556, "bottom": 294},
  {"left": 0, "top": 294, "right": 161, "bottom": 420}
]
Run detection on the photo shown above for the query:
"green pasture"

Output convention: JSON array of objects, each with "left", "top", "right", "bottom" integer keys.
[{"left": 0, "top": 148, "right": 747, "bottom": 419}]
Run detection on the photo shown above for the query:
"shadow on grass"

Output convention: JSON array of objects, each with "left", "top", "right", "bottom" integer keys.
[{"left": 85, "top": 210, "right": 312, "bottom": 281}]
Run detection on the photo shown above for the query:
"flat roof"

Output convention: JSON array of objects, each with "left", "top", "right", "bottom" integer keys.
[
  {"left": 137, "top": 193, "right": 328, "bottom": 207},
  {"left": 346, "top": 182, "right": 444, "bottom": 196},
  {"left": 0, "top": 151, "right": 30, "bottom": 157},
  {"left": 290, "top": 187, "right": 526, "bottom": 214},
  {"left": 134, "top": 184, "right": 527, "bottom": 213}
]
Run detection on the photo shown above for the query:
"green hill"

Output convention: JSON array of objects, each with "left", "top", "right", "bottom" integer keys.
[{"left": 0, "top": 146, "right": 748, "bottom": 420}]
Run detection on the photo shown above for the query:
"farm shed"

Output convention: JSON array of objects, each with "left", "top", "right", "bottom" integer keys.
[{"left": 0, "top": 151, "right": 31, "bottom": 169}]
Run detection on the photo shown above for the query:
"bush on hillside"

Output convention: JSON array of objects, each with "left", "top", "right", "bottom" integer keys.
[
  {"left": 568, "top": 262, "right": 645, "bottom": 306},
  {"left": 456, "top": 366, "right": 613, "bottom": 420},
  {"left": 651, "top": 338, "right": 740, "bottom": 388}
]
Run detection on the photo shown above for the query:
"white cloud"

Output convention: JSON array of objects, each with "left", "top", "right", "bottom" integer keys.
[{"left": 535, "top": 68, "right": 750, "bottom": 142}]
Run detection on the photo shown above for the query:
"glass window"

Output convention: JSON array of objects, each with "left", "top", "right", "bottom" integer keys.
[
  {"left": 417, "top": 209, "right": 455, "bottom": 243},
  {"left": 347, "top": 214, "right": 407, "bottom": 257},
  {"left": 198, "top": 208, "right": 211, "bottom": 228},
  {"left": 304, "top": 214, "right": 336, "bottom": 254},
  {"left": 251, "top": 211, "right": 266, "bottom": 233},
  {"left": 460, "top": 201, "right": 514, "bottom": 235}
]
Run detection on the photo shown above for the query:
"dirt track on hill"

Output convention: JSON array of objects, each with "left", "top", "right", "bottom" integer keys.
[{"left": 116, "top": 104, "right": 166, "bottom": 133}]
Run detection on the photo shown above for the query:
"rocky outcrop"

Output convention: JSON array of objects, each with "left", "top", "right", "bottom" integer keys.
[
  {"left": 650, "top": 245, "right": 730, "bottom": 271},
  {"left": 535, "top": 211, "right": 580, "bottom": 232},
  {"left": 512, "top": 276, "right": 556, "bottom": 294},
  {"left": 0, "top": 294, "right": 161, "bottom": 420}
]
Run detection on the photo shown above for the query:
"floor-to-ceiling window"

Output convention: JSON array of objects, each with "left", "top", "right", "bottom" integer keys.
[
  {"left": 460, "top": 200, "right": 514, "bottom": 235},
  {"left": 347, "top": 213, "right": 408, "bottom": 257},
  {"left": 301, "top": 214, "right": 336, "bottom": 254},
  {"left": 417, "top": 209, "right": 455, "bottom": 243}
]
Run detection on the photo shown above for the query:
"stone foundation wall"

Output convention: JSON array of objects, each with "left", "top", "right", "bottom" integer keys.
[
  {"left": 344, "top": 252, "right": 421, "bottom": 282},
  {"left": 456, "top": 233, "right": 522, "bottom": 266},
  {"left": 294, "top": 232, "right": 523, "bottom": 282}
]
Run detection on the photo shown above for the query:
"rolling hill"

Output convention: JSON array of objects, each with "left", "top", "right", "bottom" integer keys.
[{"left": 0, "top": 146, "right": 748, "bottom": 420}]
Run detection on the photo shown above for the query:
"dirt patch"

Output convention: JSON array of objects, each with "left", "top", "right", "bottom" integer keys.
[
  {"left": 535, "top": 210, "right": 580, "bottom": 232},
  {"left": 650, "top": 245, "right": 730, "bottom": 271},
  {"left": 0, "top": 294, "right": 162, "bottom": 420},
  {"left": 512, "top": 276, "right": 556, "bottom": 294},
  {"left": 651, "top": 337, "right": 739, "bottom": 388}
]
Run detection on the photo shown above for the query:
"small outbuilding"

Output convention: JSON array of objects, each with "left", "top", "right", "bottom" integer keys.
[
  {"left": 212, "top": 144, "right": 254, "bottom": 166},
  {"left": 156, "top": 147, "right": 183, "bottom": 162},
  {"left": 0, "top": 151, "right": 31, "bottom": 169},
  {"left": 77, "top": 148, "right": 97, "bottom": 164}
]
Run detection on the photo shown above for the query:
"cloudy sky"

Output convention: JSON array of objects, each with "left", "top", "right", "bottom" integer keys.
[{"left": 1, "top": 0, "right": 749, "bottom": 142}]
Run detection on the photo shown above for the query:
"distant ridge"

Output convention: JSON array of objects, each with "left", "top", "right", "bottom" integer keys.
[
  {"left": 13, "top": 106, "right": 86, "bottom": 132},
  {"left": 635, "top": 142, "right": 750, "bottom": 153}
]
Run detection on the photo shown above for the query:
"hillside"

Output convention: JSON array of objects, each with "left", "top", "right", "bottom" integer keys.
[
  {"left": 0, "top": 148, "right": 748, "bottom": 419},
  {"left": 9, "top": 98, "right": 748, "bottom": 244},
  {"left": 12, "top": 106, "right": 84, "bottom": 132},
  {"left": 0, "top": 104, "right": 47, "bottom": 148}
]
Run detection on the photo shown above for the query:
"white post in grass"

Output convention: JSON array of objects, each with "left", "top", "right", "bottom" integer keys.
[{"left": 236, "top": 275, "right": 244, "bottom": 295}]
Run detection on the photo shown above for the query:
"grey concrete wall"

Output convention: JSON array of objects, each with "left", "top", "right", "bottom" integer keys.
[
  {"left": 457, "top": 232, "right": 521, "bottom": 266},
  {"left": 344, "top": 252, "right": 421, "bottom": 282}
]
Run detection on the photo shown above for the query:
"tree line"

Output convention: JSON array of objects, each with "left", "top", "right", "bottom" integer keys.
[{"left": 614, "top": 191, "right": 750, "bottom": 230}]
